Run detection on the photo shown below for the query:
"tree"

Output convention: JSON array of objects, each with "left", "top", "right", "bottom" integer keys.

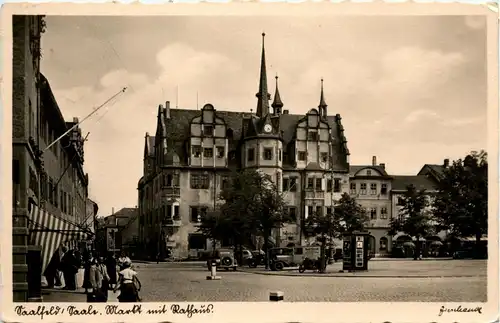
[
  {"left": 303, "top": 193, "right": 368, "bottom": 272},
  {"left": 389, "top": 184, "right": 433, "bottom": 260},
  {"left": 197, "top": 209, "right": 233, "bottom": 256},
  {"left": 201, "top": 169, "right": 288, "bottom": 267},
  {"left": 433, "top": 151, "right": 488, "bottom": 258}
]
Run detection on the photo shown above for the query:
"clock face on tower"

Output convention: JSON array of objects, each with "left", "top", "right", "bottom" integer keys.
[{"left": 264, "top": 124, "right": 272, "bottom": 133}]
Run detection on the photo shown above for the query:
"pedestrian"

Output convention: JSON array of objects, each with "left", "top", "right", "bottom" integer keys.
[
  {"left": 61, "top": 248, "right": 78, "bottom": 290},
  {"left": 88, "top": 256, "right": 110, "bottom": 302},
  {"left": 118, "top": 251, "right": 131, "bottom": 271},
  {"left": 82, "top": 251, "right": 94, "bottom": 293},
  {"left": 105, "top": 251, "right": 117, "bottom": 290},
  {"left": 114, "top": 259, "right": 141, "bottom": 302}
]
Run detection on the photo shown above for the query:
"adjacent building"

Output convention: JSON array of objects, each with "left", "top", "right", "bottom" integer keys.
[
  {"left": 349, "top": 157, "right": 393, "bottom": 256},
  {"left": 96, "top": 208, "right": 139, "bottom": 257},
  {"left": 138, "top": 34, "right": 350, "bottom": 259},
  {"left": 12, "top": 15, "right": 95, "bottom": 301}
]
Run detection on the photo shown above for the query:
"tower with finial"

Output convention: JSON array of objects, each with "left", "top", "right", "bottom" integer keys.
[
  {"left": 255, "top": 32, "right": 271, "bottom": 118},
  {"left": 319, "top": 78, "right": 328, "bottom": 118},
  {"left": 272, "top": 74, "right": 283, "bottom": 115}
]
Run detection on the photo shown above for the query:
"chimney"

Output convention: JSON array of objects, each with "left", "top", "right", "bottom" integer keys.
[
  {"left": 165, "top": 101, "right": 171, "bottom": 119},
  {"left": 372, "top": 156, "right": 377, "bottom": 166},
  {"left": 283, "top": 110, "right": 289, "bottom": 114},
  {"left": 73, "top": 117, "right": 79, "bottom": 123},
  {"left": 112, "top": 207, "right": 115, "bottom": 215},
  {"left": 379, "top": 163, "right": 385, "bottom": 169},
  {"left": 444, "top": 158, "right": 449, "bottom": 168}
]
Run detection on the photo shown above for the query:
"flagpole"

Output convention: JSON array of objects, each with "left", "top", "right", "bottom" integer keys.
[{"left": 44, "top": 87, "right": 127, "bottom": 152}]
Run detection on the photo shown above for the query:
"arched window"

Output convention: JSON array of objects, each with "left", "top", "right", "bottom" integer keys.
[{"left": 379, "top": 237, "right": 388, "bottom": 250}]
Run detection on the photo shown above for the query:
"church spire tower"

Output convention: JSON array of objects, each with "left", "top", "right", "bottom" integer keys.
[
  {"left": 272, "top": 74, "right": 283, "bottom": 115},
  {"left": 256, "top": 33, "right": 271, "bottom": 118},
  {"left": 318, "top": 78, "right": 328, "bottom": 117}
]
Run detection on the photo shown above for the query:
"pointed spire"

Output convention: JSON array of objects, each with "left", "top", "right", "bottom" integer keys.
[
  {"left": 272, "top": 74, "right": 283, "bottom": 115},
  {"left": 255, "top": 32, "right": 270, "bottom": 118},
  {"left": 319, "top": 78, "right": 328, "bottom": 117}
]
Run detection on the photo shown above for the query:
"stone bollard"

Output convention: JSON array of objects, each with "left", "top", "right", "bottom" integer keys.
[
  {"left": 269, "top": 291, "right": 284, "bottom": 302},
  {"left": 206, "top": 261, "right": 221, "bottom": 280}
]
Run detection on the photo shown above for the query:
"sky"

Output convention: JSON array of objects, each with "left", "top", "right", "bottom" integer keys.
[{"left": 40, "top": 15, "right": 487, "bottom": 216}]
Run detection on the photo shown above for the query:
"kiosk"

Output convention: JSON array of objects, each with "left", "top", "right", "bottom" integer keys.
[{"left": 342, "top": 231, "right": 371, "bottom": 271}]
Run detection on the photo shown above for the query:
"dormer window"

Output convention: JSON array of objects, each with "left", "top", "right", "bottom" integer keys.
[
  {"left": 203, "top": 125, "right": 214, "bottom": 136},
  {"left": 192, "top": 145, "right": 201, "bottom": 158},
  {"left": 366, "top": 170, "right": 372, "bottom": 176},
  {"left": 263, "top": 148, "right": 273, "bottom": 160},
  {"left": 308, "top": 131, "right": 318, "bottom": 141}
]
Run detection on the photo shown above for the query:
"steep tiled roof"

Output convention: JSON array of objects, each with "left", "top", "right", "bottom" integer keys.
[
  {"left": 392, "top": 175, "right": 437, "bottom": 192},
  {"left": 418, "top": 164, "right": 445, "bottom": 181},
  {"left": 350, "top": 165, "right": 389, "bottom": 177},
  {"left": 161, "top": 109, "right": 349, "bottom": 170},
  {"left": 103, "top": 208, "right": 138, "bottom": 227}
]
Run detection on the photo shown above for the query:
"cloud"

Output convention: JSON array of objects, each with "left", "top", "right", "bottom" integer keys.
[{"left": 404, "top": 109, "right": 440, "bottom": 124}]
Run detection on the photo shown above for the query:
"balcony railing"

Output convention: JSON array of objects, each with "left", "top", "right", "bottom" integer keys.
[
  {"left": 304, "top": 190, "right": 325, "bottom": 199},
  {"left": 163, "top": 217, "right": 182, "bottom": 227},
  {"left": 161, "top": 187, "right": 181, "bottom": 198}
]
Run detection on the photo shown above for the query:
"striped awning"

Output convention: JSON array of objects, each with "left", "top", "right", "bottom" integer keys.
[{"left": 28, "top": 204, "right": 90, "bottom": 274}]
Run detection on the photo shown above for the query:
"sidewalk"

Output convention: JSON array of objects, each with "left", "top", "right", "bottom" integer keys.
[{"left": 238, "top": 259, "right": 486, "bottom": 278}]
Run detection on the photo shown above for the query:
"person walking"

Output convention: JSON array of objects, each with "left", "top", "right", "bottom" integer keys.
[
  {"left": 113, "top": 259, "right": 141, "bottom": 302},
  {"left": 117, "top": 251, "right": 131, "bottom": 271},
  {"left": 88, "top": 256, "right": 110, "bottom": 302},
  {"left": 105, "top": 252, "right": 117, "bottom": 290}
]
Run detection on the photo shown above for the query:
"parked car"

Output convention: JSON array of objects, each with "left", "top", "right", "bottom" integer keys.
[
  {"left": 269, "top": 246, "right": 321, "bottom": 271},
  {"left": 207, "top": 248, "right": 238, "bottom": 271}
]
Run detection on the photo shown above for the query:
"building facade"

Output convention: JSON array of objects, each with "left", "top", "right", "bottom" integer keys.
[
  {"left": 349, "top": 157, "right": 393, "bottom": 256},
  {"left": 12, "top": 14, "right": 45, "bottom": 302},
  {"left": 12, "top": 15, "right": 94, "bottom": 300},
  {"left": 138, "top": 34, "right": 350, "bottom": 259}
]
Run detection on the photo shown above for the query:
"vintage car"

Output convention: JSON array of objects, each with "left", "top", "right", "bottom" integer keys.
[
  {"left": 269, "top": 246, "right": 321, "bottom": 271},
  {"left": 207, "top": 248, "right": 238, "bottom": 271}
]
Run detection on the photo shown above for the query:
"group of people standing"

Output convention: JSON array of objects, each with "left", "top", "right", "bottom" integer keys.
[
  {"left": 82, "top": 251, "right": 142, "bottom": 303},
  {"left": 45, "top": 246, "right": 81, "bottom": 290}
]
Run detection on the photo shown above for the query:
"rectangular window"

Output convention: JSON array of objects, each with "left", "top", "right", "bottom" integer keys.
[
  {"left": 192, "top": 145, "right": 201, "bottom": 158},
  {"left": 327, "top": 179, "right": 332, "bottom": 192},
  {"left": 203, "top": 125, "right": 214, "bottom": 136},
  {"left": 283, "top": 178, "right": 289, "bottom": 191},
  {"left": 380, "top": 207, "right": 388, "bottom": 219},
  {"left": 307, "top": 178, "right": 314, "bottom": 190},
  {"left": 288, "top": 207, "right": 297, "bottom": 222},
  {"left": 166, "top": 205, "right": 172, "bottom": 219},
  {"left": 278, "top": 149, "right": 282, "bottom": 161},
  {"left": 203, "top": 148, "right": 213, "bottom": 158},
  {"left": 360, "top": 183, "right": 367, "bottom": 195},
  {"left": 283, "top": 152, "right": 288, "bottom": 163},
  {"left": 370, "top": 208, "right": 377, "bottom": 220},
  {"left": 289, "top": 178, "right": 297, "bottom": 192},
  {"left": 190, "top": 173, "right": 210, "bottom": 189},
  {"left": 370, "top": 183, "right": 377, "bottom": 195},
  {"left": 350, "top": 182, "right": 356, "bottom": 194},
  {"left": 221, "top": 176, "right": 230, "bottom": 190},
  {"left": 326, "top": 207, "right": 332, "bottom": 215},
  {"left": 366, "top": 170, "right": 372, "bottom": 176},
  {"left": 216, "top": 146, "right": 225, "bottom": 158},
  {"left": 315, "top": 178, "right": 322, "bottom": 191},
  {"left": 54, "top": 185, "right": 59, "bottom": 207},
  {"left": 334, "top": 179, "right": 341, "bottom": 193},
  {"left": 308, "top": 131, "right": 318, "bottom": 141},
  {"left": 307, "top": 206, "right": 313, "bottom": 218},
  {"left": 316, "top": 206, "right": 323, "bottom": 216},
  {"left": 321, "top": 152, "right": 328, "bottom": 163},
  {"left": 190, "top": 206, "right": 199, "bottom": 222},
  {"left": 298, "top": 151, "right": 307, "bottom": 161},
  {"left": 173, "top": 205, "right": 180, "bottom": 219},
  {"left": 263, "top": 148, "right": 273, "bottom": 160},
  {"left": 173, "top": 173, "right": 180, "bottom": 186},
  {"left": 397, "top": 197, "right": 405, "bottom": 206},
  {"left": 381, "top": 183, "right": 388, "bottom": 195},
  {"left": 247, "top": 148, "right": 255, "bottom": 162},
  {"left": 276, "top": 172, "right": 281, "bottom": 191}
]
